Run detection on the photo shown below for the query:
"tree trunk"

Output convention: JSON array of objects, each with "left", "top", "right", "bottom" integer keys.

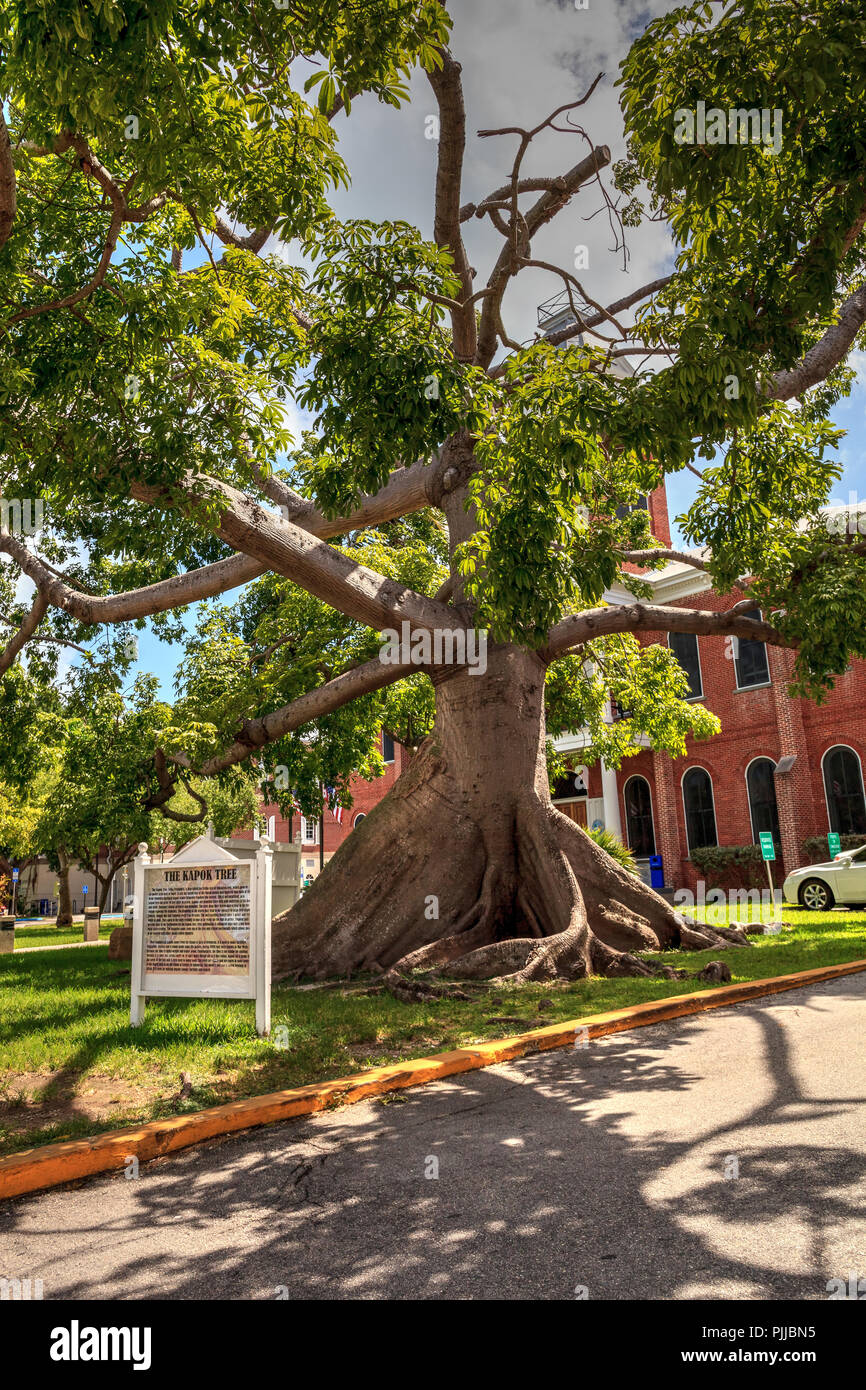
[
  {"left": 97, "top": 868, "right": 114, "bottom": 914},
  {"left": 271, "top": 643, "right": 748, "bottom": 989},
  {"left": 55, "top": 848, "right": 73, "bottom": 927}
]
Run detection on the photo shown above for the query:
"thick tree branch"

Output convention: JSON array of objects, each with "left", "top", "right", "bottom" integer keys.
[
  {"left": 617, "top": 548, "right": 710, "bottom": 571},
  {"left": 0, "top": 591, "right": 49, "bottom": 675},
  {"left": 767, "top": 281, "right": 866, "bottom": 400},
  {"left": 0, "top": 109, "right": 16, "bottom": 249},
  {"left": 0, "top": 534, "right": 263, "bottom": 625},
  {"left": 188, "top": 655, "right": 415, "bottom": 778},
  {"left": 177, "top": 476, "right": 462, "bottom": 635},
  {"left": 542, "top": 601, "right": 788, "bottom": 662},
  {"left": 0, "top": 451, "right": 451, "bottom": 636},
  {"left": 427, "top": 49, "right": 476, "bottom": 361}
]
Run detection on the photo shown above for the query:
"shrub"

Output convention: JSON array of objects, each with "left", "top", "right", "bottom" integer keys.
[
  {"left": 583, "top": 825, "right": 639, "bottom": 875},
  {"left": 802, "top": 833, "right": 866, "bottom": 863},
  {"left": 689, "top": 844, "right": 767, "bottom": 890}
]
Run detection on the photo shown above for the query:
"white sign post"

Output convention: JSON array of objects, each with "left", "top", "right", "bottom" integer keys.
[{"left": 130, "top": 834, "right": 272, "bottom": 1037}]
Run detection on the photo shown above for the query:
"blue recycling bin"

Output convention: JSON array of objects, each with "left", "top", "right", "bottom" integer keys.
[{"left": 649, "top": 854, "right": 664, "bottom": 889}]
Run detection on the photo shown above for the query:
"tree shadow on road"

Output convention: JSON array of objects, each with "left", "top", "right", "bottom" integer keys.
[{"left": 2, "top": 980, "right": 864, "bottom": 1301}]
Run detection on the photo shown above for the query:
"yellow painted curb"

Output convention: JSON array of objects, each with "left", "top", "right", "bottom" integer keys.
[{"left": 2, "top": 956, "right": 865, "bottom": 1202}]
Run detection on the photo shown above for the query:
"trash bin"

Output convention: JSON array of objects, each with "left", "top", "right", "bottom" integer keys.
[{"left": 649, "top": 854, "right": 664, "bottom": 889}]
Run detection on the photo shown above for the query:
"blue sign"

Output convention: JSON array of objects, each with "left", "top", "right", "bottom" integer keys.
[
  {"left": 11, "top": 868, "right": 18, "bottom": 882},
  {"left": 82, "top": 885, "right": 88, "bottom": 895}
]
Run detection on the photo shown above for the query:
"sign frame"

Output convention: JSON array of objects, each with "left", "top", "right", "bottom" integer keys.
[{"left": 130, "top": 834, "right": 272, "bottom": 1037}]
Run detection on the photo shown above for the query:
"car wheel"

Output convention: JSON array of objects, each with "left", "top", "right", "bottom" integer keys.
[{"left": 799, "top": 878, "right": 834, "bottom": 911}]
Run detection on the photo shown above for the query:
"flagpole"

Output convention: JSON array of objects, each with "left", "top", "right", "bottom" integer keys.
[{"left": 319, "top": 782, "right": 325, "bottom": 875}]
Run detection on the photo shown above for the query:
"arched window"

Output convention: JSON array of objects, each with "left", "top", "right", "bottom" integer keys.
[
  {"left": 746, "top": 758, "right": 781, "bottom": 847},
  {"left": 823, "top": 746, "right": 866, "bottom": 835},
  {"left": 624, "top": 776, "right": 656, "bottom": 856},
  {"left": 353, "top": 812, "right": 366, "bottom": 828},
  {"left": 683, "top": 768, "right": 718, "bottom": 852}
]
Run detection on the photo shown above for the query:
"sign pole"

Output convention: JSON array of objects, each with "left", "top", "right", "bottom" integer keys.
[
  {"left": 759, "top": 832, "right": 779, "bottom": 927},
  {"left": 130, "top": 842, "right": 150, "bottom": 1027},
  {"left": 766, "top": 858, "right": 777, "bottom": 924}
]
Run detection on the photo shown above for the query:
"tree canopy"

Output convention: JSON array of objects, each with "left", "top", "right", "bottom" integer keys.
[{"left": 1, "top": 0, "right": 864, "bottom": 826}]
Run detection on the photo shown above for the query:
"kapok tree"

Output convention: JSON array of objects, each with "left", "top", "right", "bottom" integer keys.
[{"left": 1, "top": 0, "right": 865, "bottom": 988}]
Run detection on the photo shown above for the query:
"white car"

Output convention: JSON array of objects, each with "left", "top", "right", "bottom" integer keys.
[{"left": 783, "top": 844, "right": 866, "bottom": 910}]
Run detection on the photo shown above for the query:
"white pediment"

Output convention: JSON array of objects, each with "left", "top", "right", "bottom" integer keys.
[{"left": 167, "top": 835, "right": 241, "bottom": 865}]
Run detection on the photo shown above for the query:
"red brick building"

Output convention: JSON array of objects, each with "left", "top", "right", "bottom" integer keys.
[
  {"left": 242, "top": 733, "right": 410, "bottom": 884},
  {"left": 551, "top": 487, "right": 866, "bottom": 890},
  {"left": 247, "top": 486, "right": 865, "bottom": 895}
]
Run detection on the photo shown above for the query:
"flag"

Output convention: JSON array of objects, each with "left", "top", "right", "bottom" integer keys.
[{"left": 325, "top": 786, "right": 344, "bottom": 824}]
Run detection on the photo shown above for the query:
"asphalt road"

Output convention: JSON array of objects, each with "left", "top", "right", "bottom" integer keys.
[{"left": 2, "top": 974, "right": 864, "bottom": 1300}]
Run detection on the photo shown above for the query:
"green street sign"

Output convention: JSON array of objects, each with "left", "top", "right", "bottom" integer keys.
[
  {"left": 828, "top": 832, "right": 842, "bottom": 859},
  {"left": 759, "top": 832, "right": 776, "bottom": 862}
]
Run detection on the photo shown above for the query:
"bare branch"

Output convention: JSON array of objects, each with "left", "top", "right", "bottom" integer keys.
[
  {"left": 539, "top": 275, "right": 673, "bottom": 350},
  {"left": 475, "top": 144, "right": 611, "bottom": 368}
]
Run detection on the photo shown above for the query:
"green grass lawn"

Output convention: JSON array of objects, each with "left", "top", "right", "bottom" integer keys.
[
  {"left": 10, "top": 919, "right": 120, "bottom": 950},
  {"left": 0, "top": 905, "right": 863, "bottom": 1159}
]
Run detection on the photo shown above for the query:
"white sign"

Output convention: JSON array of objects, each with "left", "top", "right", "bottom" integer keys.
[{"left": 130, "top": 835, "right": 271, "bottom": 1036}]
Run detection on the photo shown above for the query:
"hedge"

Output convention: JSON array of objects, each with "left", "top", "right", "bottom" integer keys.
[
  {"left": 802, "top": 833, "right": 866, "bottom": 863},
  {"left": 688, "top": 843, "right": 769, "bottom": 890}
]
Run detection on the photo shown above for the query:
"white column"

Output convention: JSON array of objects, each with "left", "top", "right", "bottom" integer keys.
[
  {"left": 600, "top": 761, "right": 623, "bottom": 840},
  {"left": 255, "top": 840, "right": 273, "bottom": 1038},
  {"left": 129, "top": 842, "right": 150, "bottom": 1027}
]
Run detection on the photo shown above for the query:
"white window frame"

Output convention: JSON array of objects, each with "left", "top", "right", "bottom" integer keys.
[{"left": 300, "top": 816, "right": 320, "bottom": 845}]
